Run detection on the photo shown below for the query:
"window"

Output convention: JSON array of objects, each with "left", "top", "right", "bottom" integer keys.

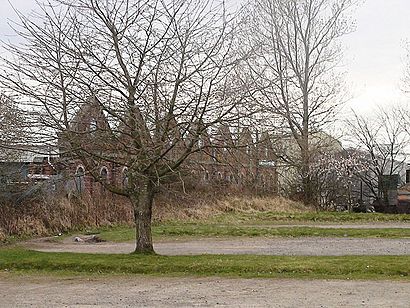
[
  {"left": 89, "top": 119, "right": 98, "bottom": 134},
  {"left": 75, "top": 166, "right": 85, "bottom": 193},
  {"left": 204, "top": 171, "right": 209, "bottom": 181},
  {"left": 122, "top": 167, "right": 129, "bottom": 188},
  {"left": 228, "top": 174, "right": 234, "bottom": 183},
  {"left": 100, "top": 167, "right": 108, "bottom": 182}
]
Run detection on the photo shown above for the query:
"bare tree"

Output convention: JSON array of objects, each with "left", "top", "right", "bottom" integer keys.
[
  {"left": 0, "top": 94, "right": 26, "bottom": 161},
  {"left": 239, "top": 0, "right": 357, "bottom": 205},
  {"left": 308, "top": 150, "right": 368, "bottom": 211},
  {"left": 0, "top": 0, "right": 246, "bottom": 253},
  {"left": 402, "top": 42, "right": 410, "bottom": 94},
  {"left": 346, "top": 107, "right": 409, "bottom": 202}
]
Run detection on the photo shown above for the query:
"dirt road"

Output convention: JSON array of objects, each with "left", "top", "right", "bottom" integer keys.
[
  {"left": 25, "top": 236, "right": 410, "bottom": 256},
  {"left": 1, "top": 274, "right": 409, "bottom": 307},
  {"left": 9, "top": 226, "right": 410, "bottom": 307}
]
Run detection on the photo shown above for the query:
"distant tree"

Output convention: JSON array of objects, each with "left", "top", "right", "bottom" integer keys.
[
  {"left": 0, "top": 94, "right": 26, "bottom": 161},
  {"left": 239, "top": 0, "right": 357, "bottom": 205},
  {"left": 346, "top": 107, "right": 408, "bottom": 201},
  {"left": 0, "top": 0, "right": 246, "bottom": 253},
  {"left": 402, "top": 42, "right": 410, "bottom": 94},
  {"left": 308, "top": 151, "right": 368, "bottom": 211}
]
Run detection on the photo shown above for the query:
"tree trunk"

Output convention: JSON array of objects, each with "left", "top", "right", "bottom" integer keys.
[
  {"left": 300, "top": 130, "right": 315, "bottom": 206},
  {"left": 301, "top": 170, "right": 315, "bottom": 206},
  {"left": 131, "top": 179, "right": 155, "bottom": 254}
]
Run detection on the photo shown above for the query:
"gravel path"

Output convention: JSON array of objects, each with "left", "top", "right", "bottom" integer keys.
[
  {"left": 11, "top": 225, "right": 410, "bottom": 307},
  {"left": 260, "top": 223, "right": 410, "bottom": 229},
  {"left": 1, "top": 275, "right": 409, "bottom": 307},
  {"left": 26, "top": 236, "right": 410, "bottom": 256}
]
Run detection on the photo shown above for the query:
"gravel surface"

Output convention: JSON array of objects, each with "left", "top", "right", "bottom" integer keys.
[
  {"left": 261, "top": 223, "right": 410, "bottom": 229},
  {"left": 11, "top": 225, "right": 410, "bottom": 307},
  {"left": 1, "top": 275, "right": 409, "bottom": 307},
  {"left": 25, "top": 236, "right": 410, "bottom": 256}
]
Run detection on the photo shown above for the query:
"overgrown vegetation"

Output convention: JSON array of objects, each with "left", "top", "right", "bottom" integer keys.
[
  {"left": 153, "top": 194, "right": 312, "bottom": 222},
  {"left": 0, "top": 196, "right": 133, "bottom": 241},
  {"left": 90, "top": 225, "right": 410, "bottom": 242},
  {"left": 0, "top": 248, "right": 408, "bottom": 280},
  {"left": 2, "top": 192, "right": 410, "bottom": 244},
  {"left": 215, "top": 212, "right": 410, "bottom": 224},
  {"left": 0, "top": 194, "right": 309, "bottom": 241}
]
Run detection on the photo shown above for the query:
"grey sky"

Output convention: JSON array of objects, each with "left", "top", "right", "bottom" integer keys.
[
  {"left": 343, "top": 0, "right": 410, "bottom": 112},
  {"left": 0, "top": 0, "right": 409, "bottom": 113}
]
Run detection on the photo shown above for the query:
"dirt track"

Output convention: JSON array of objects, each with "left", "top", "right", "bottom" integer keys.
[
  {"left": 260, "top": 223, "right": 410, "bottom": 229},
  {"left": 1, "top": 275, "right": 409, "bottom": 307},
  {"left": 12, "top": 225, "right": 410, "bottom": 307},
  {"left": 26, "top": 236, "right": 410, "bottom": 256}
]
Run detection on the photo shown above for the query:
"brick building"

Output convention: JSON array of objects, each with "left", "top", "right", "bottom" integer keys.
[{"left": 55, "top": 99, "right": 279, "bottom": 196}]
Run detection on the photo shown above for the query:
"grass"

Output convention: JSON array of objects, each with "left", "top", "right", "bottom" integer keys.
[
  {"left": 81, "top": 224, "right": 410, "bottom": 242},
  {"left": 212, "top": 212, "right": 410, "bottom": 224},
  {"left": 75, "top": 211, "right": 410, "bottom": 242},
  {"left": 0, "top": 234, "right": 39, "bottom": 246},
  {"left": 3, "top": 211, "right": 410, "bottom": 245},
  {"left": 0, "top": 248, "right": 408, "bottom": 280},
  {"left": 2, "top": 209, "right": 409, "bottom": 281}
]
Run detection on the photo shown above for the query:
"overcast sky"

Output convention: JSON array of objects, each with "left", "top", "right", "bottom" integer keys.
[{"left": 1, "top": 0, "right": 409, "bottom": 114}]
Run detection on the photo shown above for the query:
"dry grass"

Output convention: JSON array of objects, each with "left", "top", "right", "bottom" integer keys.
[
  {"left": 153, "top": 192, "right": 310, "bottom": 222},
  {"left": 0, "top": 194, "right": 133, "bottom": 239},
  {"left": 0, "top": 187, "right": 309, "bottom": 240}
]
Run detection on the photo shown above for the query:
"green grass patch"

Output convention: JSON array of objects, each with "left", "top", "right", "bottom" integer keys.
[
  {"left": 87, "top": 225, "right": 410, "bottom": 242},
  {"left": 75, "top": 212, "right": 410, "bottom": 243},
  {"left": 1, "top": 234, "right": 38, "bottom": 246},
  {"left": 0, "top": 248, "right": 408, "bottom": 280},
  {"left": 212, "top": 212, "right": 410, "bottom": 224},
  {"left": 3, "top": 211, "right": 409, "bottom": 245}
]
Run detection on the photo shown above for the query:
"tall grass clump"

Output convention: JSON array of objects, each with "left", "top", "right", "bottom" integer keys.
[
  {"left": 0, "top": 194, "right": 133, "bottom": 240},
  {"left": 0, "top": 184, "right": 310, "bottom": 241}
]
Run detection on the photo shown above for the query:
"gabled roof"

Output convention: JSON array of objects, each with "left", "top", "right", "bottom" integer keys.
[{"left": 70, "top": 96, "right": 110, "bottom": 133}]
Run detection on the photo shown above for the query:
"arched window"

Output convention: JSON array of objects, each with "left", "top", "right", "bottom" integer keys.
[
  {"left": 100, "top": 167, "right": 108, "bottom": 182},
  {"left": 211, "top": 148, "right": 217, "bottom": 161},
  {"left": 75, "top": 166, "right": 85, "bottom": 193}
]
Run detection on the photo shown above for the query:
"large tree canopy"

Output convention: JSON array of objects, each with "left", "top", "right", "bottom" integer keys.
[
  {"left": 238, "top": 0, "right": 357, "bottom": 204},
  {"left": 0, "top": 94, "right": 26, "bottom": 161},
  {"left": 0, "top": 0, "right": 247, "bottom": 253}
]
